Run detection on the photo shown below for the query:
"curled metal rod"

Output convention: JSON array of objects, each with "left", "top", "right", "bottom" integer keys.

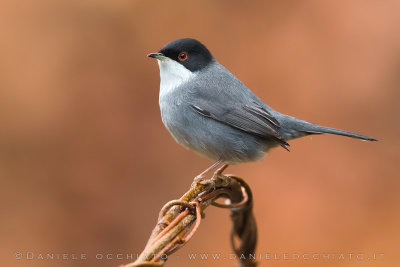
[{"left": 123, "top": 174, "right": 257, "bottom": 267}]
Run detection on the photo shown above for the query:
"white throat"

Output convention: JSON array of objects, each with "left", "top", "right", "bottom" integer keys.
[{"left": 157, "top": 59, "right": 195, "bottom": 97}]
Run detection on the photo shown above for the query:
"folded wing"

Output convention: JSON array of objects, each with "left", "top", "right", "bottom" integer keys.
[{"left": 190, "top": 100, "right": 289, "bottom": 150}]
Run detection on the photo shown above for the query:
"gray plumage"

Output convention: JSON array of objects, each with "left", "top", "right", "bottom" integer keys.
[{"left": 149, "top": 38, "right": 376, "bottom": 165}]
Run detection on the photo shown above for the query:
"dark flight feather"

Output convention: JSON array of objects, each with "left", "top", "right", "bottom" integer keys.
[{"left": 190, "top": 102, "right": 290, "bottom": 150}]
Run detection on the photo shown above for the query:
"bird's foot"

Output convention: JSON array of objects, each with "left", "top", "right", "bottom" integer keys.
[
  {"left": 213, "top": 164, "right": 228, "bottom": 178},
  {"left": 191, "top": 160, "right": 222, "bottom": 185},
  {"left": 193, "top": 174, "right": 207, "bottom": 185},
  {"left": 192, "top": 163, "right": 230, "bottom": 189}
]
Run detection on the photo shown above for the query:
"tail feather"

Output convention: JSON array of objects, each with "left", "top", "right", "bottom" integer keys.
[
  {"left": 281, "top": 115, "right": 378, "bottom": 142},
  {"left": 301, "top": 125, "right": 377, "bottom": 141}
]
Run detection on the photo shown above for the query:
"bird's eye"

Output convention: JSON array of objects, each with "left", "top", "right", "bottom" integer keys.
[{"left": 178, "top": 51, "right": 188, "bottom": 61}]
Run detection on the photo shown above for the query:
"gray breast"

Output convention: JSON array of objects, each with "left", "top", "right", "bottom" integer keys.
[{"left": 158, "top": 72, "right": 270, "bottom": 163}]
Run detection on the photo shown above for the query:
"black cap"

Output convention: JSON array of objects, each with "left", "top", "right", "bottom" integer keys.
[{"left": 153, "top": 38, "right": 214, "bottom": 72}]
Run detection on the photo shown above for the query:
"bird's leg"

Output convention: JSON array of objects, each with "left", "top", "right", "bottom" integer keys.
[
  {"left": 213, "top": 164, "right": 229, "bottom": 176},
  {"left": 193, "top": 159, "right": 223, "bottom": 184}
]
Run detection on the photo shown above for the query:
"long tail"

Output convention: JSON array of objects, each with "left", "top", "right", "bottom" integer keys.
[{"left": 280, "top": 115, "right": 378, "bottom": 142}]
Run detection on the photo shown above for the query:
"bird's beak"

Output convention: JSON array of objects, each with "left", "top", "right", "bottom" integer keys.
[{"left": 147, "top": 53, "right": 168, "bottom": 61}]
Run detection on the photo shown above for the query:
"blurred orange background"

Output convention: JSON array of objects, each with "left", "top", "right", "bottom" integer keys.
[{"left": 0, "top": 1, "right": 399, "bottom": 267}]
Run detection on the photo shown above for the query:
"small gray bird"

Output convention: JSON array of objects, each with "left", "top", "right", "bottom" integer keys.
[{"left": 148, "top": 38, "right": 377, "bottom": 178}]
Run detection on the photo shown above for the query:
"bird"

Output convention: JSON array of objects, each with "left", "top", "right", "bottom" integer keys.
[{"left": 147, "top": 38, "right": 377, "bottom": 179}]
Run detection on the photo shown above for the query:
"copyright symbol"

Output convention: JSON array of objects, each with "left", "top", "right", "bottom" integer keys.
[{"left": 14, "top": 252, "right": 22, "bottom": 260}]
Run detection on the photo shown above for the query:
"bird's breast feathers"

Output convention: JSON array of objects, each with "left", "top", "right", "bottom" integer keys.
[{"left": 158, "top": 59, "right": 196, "bottom": 98}]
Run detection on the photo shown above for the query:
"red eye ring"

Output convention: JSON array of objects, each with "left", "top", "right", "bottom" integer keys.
[{"left": 178, "top": 51, "right": 188, "bottom": 61}]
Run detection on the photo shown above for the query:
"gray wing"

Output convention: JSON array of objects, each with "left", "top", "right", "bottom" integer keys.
[{"left": 190, "top": 100, "right": 290, "bottom": 150}]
